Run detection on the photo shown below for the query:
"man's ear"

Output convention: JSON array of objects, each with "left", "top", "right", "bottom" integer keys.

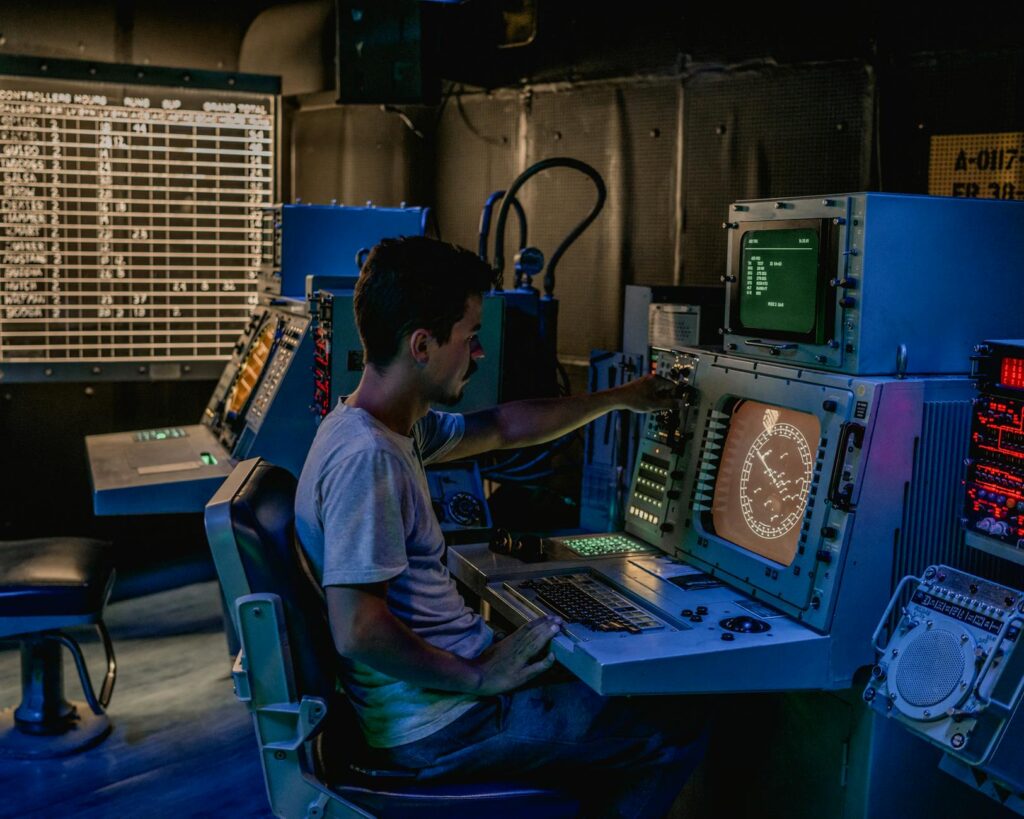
[{"left": 408, "top": 328, "right": 432, "bottom": 366}]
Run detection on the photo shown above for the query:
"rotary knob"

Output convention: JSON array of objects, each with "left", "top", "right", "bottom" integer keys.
[{"left": 655, "top": 411, "right": 676, "bottom": 431}]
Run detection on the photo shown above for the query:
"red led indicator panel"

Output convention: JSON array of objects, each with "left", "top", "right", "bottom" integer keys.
[{"left": 1000, "top": 357, "right": 1024, "bottom": 390}]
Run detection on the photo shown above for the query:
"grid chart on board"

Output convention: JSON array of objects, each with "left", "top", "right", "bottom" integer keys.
[{"left": 0, "top": 75, "right": 275, "bottom": 369}]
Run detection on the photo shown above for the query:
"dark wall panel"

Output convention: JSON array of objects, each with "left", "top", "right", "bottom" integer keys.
[
  {"left": 435, "top": 79, "right": 680, "bottom": 359},
  {"left": 291, "top": 101, "right": 434, "bottom": 208},
  {"left": 522, "top": 84, "right": 632, "bottom": 359},
  {"left": 879, "top": 50, "right": 1024, "bottom": 194},
  {"left": 681, "top": 62, "right": 873, "bottom": 286},
  {"left": 434, "top": 92, "right": 520, "bottom": 265}
]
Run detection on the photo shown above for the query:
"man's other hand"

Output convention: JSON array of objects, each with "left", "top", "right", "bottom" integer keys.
[
  {"left": 469, "top": 615, "right": 562, "bottom": 695},
  {"left": 613, "top": 374, "right": 679, "bottom": 413}
]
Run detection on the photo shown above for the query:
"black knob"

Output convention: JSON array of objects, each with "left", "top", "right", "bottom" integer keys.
[
  {"left": 816, "top": 548, "right": 833, "bottom": 564},
  {"left": 488, "top": 528, "right": 514, "bottom": 556},
  {"left": 689, "top": 614, "right": 703, "bottom": 623},
  {"left": 659, "top": 523, "right": 675, "bottom": 533},
  {"left": 871, "top": 664, "right": 886, "bottom": 681},
  {"left": 924, "top": 567, "right": 936, "bottom": 580},
  {"left": 839, "top": 296, "right": 856, "bottom": 309},
  {"left": 696, "top": 605, "right": 709, "bottom": 615},
  {"left": 821, "top": 526, "right": 838, "bottom": 539},
  {"left": 681, "top": 609, "right": 693, "bottom": 617},
  {"left": 822, "top": 399, "right": 838, "bottom": 412}
]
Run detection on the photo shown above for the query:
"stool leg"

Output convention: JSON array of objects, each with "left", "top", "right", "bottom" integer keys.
[
  {"left": 13, "top": 638, "right": 77, "bottom": 735},
  {"left": 96, "top": 620, "right": 117, "bottom": 709},
  {"left": 47, "top": 632, "right": 106, "bottom": 716}
]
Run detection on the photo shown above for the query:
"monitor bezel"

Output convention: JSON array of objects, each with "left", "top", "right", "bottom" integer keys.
[
  {"left": 726, "top": 218, "right": 841, "bottom": 345},
  {"left": 679, "top": 376, "right": 852, "bottom": 619}
]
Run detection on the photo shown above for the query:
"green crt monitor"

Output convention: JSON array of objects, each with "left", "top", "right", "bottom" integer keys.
[
  {"left": 721, "top": 193, "right": 1024, "bottom": 376},
  {"left": 737, "top": 226, "right": 830, "bottom": 340}
]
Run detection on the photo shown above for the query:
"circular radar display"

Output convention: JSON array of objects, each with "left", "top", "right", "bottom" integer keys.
[
  {"left": 710, "top": 400, "right": 821, "bottom": 567},
  {"left": 738, "top": 409, "right": 814, "bottom": 539}
]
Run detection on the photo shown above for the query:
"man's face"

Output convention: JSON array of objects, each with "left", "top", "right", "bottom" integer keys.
[{"left": 425, "top": 295, "right": 485, "bottom": 407}]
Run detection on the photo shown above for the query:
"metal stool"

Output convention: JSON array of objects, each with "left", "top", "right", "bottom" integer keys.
[{"left": 0, "top": 537, "right": 117, "bottom": 758}]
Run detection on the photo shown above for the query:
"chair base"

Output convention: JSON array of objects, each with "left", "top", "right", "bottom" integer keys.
[{"left": 0, "top": 701, "right": 111, "bottom": 759}]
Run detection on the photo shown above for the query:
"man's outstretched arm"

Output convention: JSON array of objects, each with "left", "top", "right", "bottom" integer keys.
[
  {"left": 327, "top": 583, "right": 561, "bottom": 696},
  {"left": 444, "top": 373, "right": 676, "bottom": 461}
]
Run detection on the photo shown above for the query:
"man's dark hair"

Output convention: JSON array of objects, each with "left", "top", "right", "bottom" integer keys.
[{"left": 354, "top": 236, "right": 499, "bottom": 370}]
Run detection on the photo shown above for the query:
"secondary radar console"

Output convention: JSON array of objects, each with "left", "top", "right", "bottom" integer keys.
[{"left": 86, "top": 301, "right": 315, "bottom": 515}]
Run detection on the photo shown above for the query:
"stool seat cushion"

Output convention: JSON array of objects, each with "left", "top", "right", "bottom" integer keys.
[{"left": 0, "top": 538, "right": 114, "bottom": 618}]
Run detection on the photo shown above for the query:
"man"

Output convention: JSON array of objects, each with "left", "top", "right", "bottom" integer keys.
[{"left": 296, "top": 236, "right": 705, "bottom": 818}]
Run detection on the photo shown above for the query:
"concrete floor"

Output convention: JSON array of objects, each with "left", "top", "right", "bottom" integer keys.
[{"left": 0, "top": 581, "right": 272, "bottom": 818}]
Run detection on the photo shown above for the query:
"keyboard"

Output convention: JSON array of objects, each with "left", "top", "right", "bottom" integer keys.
[
  {"left": 550, "top": 532, "right": 656, "bottom": 558},
  {"left": 511, "top": 573, "right": 663, "bottom": 634}
]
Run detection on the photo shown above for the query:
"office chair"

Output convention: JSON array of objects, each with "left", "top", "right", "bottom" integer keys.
[
  {"left": 205, "top": 458, "right": 578, "bottom": 818},
  {"left": 0, "top": 537, "right": 117, "bottom": 758}
]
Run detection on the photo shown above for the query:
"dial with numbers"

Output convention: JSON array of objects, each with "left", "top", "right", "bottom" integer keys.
[{"left": 738, "top": 408, "right": 814, "bottom": 539}]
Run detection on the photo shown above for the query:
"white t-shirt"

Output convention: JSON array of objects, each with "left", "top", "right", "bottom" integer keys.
[{"left": 295, "top": 401, "right": 492, "bottom": 748}]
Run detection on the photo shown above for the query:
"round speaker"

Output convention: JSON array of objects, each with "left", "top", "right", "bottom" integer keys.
[{"left": 888, "top": 626, "right": 976, "bottom": 721}]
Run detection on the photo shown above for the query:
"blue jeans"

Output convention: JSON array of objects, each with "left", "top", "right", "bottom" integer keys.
[{"left": 371, "top": 676, "right": 710, "bottom": 819}]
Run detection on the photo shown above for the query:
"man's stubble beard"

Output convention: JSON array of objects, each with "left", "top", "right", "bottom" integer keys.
[{"left": 435, "top": 360, "right": 477, "bottom": 407}]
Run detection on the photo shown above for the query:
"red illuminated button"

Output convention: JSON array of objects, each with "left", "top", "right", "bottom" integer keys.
[{"left": 1000, "top": 357, "right": 1024, "bottom": 390}]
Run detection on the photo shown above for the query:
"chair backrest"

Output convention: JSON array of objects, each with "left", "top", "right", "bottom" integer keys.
[{"left": 205, "top": 458, "right": 338, "bottom": 705}]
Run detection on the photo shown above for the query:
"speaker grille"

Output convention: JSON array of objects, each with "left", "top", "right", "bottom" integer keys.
[{"left": 895, "top": 629, "right": 965, "bottom": 708}]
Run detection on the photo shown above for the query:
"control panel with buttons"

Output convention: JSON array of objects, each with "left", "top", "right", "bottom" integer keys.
[
  {"left": 964, "top": 340, "right": 1024, "bottom": 566},
  {"left": 865, "top": 565, "right": 1024, "bottom": 779},
  {"left": 626, "top": 348, "right": 701, "bottom": 551}
]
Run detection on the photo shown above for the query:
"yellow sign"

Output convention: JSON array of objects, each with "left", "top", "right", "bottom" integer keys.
[{"left": 929, "top": 132, "right": 1024, "bottom": 201}]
